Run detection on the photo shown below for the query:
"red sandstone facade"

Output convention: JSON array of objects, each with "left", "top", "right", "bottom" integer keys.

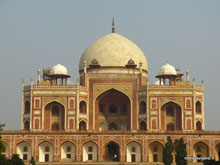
[{"left": 1, "top": 31, "right": 219, "bottom": 163}]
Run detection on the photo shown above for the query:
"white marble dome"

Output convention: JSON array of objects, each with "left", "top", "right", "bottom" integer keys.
[
  {"left": 50, "top": 64, "right": 68, "bottom": 75},
  {"left": 158, "top": 63, "right": 177, "bottom": 76},
  {"left": 79, "top": 33, "right": 148, "bottom": 72}
]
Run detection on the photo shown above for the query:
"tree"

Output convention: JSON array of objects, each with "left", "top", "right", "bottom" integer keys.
[
  {"left": 30, "top": 156, "right": 36, "bottom": 165},
  {"left": 175, "top": 137, "right": 187, "bottom": 165},
  {"left": 0, "top": 123, "right": 5, "bottom": 155},
  {"left": 10, "top": 154, "right": 24, "bottom": 165},
  {"left": 163, "top": 136, "right": 173, "bottom": 165}
]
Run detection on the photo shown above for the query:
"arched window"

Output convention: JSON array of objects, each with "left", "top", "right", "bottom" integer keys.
[
  {"left": 23, "top": 146, "right": 28, "bottom": 152},
  {"left": 24, "top": 101, "right": 30, "bottom": 114},
  {"left": 67, "top": 146, "right": 71, "bottom": 152},
  {"left": 139, "top": 101, "right": 146, "bottom": 114},
  {"left": 167, "top": 123, "right": 175, "bottom": 130},
  {"left": 52, "top": 106, "right": 60, "bottom": 116},
  {"left": 196, "top": 101, "right": 202, "bottom": 113},
  {"left": 80, "top": 101, "right": 87, "bottom": 114},
  {"left": 166, "top": 106, "right": 174, "bottom": 117},
  {"left": 52, "top": 122, "right": 59, "bottom": 130},
  {"left": 131, "top": 147, "right": 136, "bottom": 152},
  {"left": 99, "top": 104, "right": 105, "bottom": 113},
  {"left": 139, "top": 121, "right": 147, "bottom": 130},
  {"left": 196, "top": 121, "right": 202, "bottom": 130},
  {"left": 79, "top": 121, "right": 86, "bottom": 130},
  {"left": 45, "top": 146, "right": 50, "bottom": 152},
  {"left": 108, "top": 122, "right": 118, "bottom": 130},
  {"left": 88, "top": 146, "right": 93, "bottom": 152},
  {"left": 121, "top": 104, "right": 127, "bottom": 114},
  {"left": 24, "top": 121, "right": 30, "bottom": 130},
  {"left": 108, "top": 104, "right": 117, "bottom": 114},
  {"left": 153, "top": 147, "right": 157, "bottom": 152}
]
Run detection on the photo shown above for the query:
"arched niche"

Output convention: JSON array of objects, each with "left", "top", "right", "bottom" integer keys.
[
  {"left": 61, "top": 141, "right": 75, "bottom": 161},
  {"left": 127, "top": 141, "right": 141, "bottom": 162},
  {"left": 161, "top": 102, "right": 182, "bottom": 130},
  {"left": 44, "top": 101, "right": 65, "bottom": 130},
  {"left": 39, "top": 141, "right": 54, "bottom": 162},
  {"left": 193, "top": 141, "right": 209, "bottom": 162},
  {"left": 148, "top": 141, "right": 164, "bottom": 162},
  {"left": 139, "top": 120, "right": 147, "bottom": 130},
  {"left": 83, "top": 141, "right": 98, "bottom": 162},
  {"left": 17, "top": 141, "right": 32, "bottom": 161},
  {"left": 79, "top": 120, "right": 87, "bottom": 130}
]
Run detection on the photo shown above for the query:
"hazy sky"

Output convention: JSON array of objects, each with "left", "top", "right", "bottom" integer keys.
[{"left": 0, "top": 0, "right": 219, "bottom": 130}]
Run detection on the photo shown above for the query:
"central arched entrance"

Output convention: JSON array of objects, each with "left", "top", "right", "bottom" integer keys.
[
  {"left": 95, "top": 88, "right": 131, "bottom": 131},
  {"left": 44, "top": 101, "right": 65, "bottom": 130},
  {"left": 161, "top": 101, "right": 182, "bottom": 130},
  {"left": 106, "top": 142, "right": 120, "bottom": 161}
]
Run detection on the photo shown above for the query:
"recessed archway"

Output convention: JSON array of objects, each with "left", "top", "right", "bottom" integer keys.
[
  {"left": 95, "top": 89, "right": 131, "bottom": 131},
  {"left": 83, "top": 141, "right": 98, "bottom": 162},
  {"left": 44, "top": 101, "right": 65, "bottom": 130},
  {"left": 127, "top": 141, "right": 141, "bottom": 162},
  {"left": 106, "top": 141, "right": 120, "bottom": 161},
  {"left": 148, "top": 141, "right": 164, "bottom": 162},
  {"left": 193, "top": 141, "right": 209, "bottom": 162},
  {"left": 161, "top": 101, "right": 182, "bottom": 130},
  {"left": 39, "top": 141, "right": 54, "bottom": 162},
  {"left": 196, "top": 121, "right": 202, "bottom": 130},
  {"left": 17, "top": 141, "right": 32, "bottom": 161},
  {"left": 61, "top": 141, "right": 75, "bottom": 161}
]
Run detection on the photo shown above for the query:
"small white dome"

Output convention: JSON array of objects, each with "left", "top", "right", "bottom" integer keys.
[
  {"left": 154, "top": 80, "right": 163, "bottom": 85},
  {"left": 158, "top": 63, "right": 177, "bottom": 75},
  {"left": 50, "top": 64, "right": 68, "bottom": 75}
]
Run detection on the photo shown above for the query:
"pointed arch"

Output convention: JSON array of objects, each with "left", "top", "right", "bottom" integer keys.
[
  {"left": 95, "top": 88, "right": 131, "bottom": 131},
  {"left": 193, "top": 141, "right": 209, "bottom": 162},
  {"left": 196, "top": 121, "right": 202, "bottom": 130},
  {"left": 61, "top": 141, "right": 75, "bottom": 161},
  {"left": 44, "top": 101, "right": 65, "bottom": 130},
  {"left": 83, "top": 141, "right": 98, "bottom": 162},
  {"left": 161, "top": 101, "right": 182, "bottom": 130},
  {"left": 126, "top": 141, "right": 142, "bottom": 162},
  {"left": 79, "top": 120, "right": 87, "bottom": 130},
  {"left": 196, "top": 101, "right": 202, "bottom": 113},
  {"left": 16, "top": 141, "right": 32, "bottom": 161},
  {"left": 79, "top": 101, "right": 87, "bottom": 114},
  {"left": 148, "top": 141, "right": 164, "bottom": 162},
  {"left": 105, "top": 141, "right": 120, "bottom": 161},
  {"left": 139, "top": 120, "right": 147, "bottom": 130},
  {"left": 24, "top": 120, "right": 30, "bottom": 130},
  {"left": 39, "top": 141, "right": 54, "bottom": 162}
]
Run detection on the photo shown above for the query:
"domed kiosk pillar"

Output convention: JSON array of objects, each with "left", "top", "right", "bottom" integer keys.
[{"left": 46, "top": 64, "right": 70, "bottom": 85}]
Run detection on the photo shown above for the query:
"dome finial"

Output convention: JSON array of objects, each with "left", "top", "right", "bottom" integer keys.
[{"left": 112, "top": 18, "right": 115, "bottom": 33}]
